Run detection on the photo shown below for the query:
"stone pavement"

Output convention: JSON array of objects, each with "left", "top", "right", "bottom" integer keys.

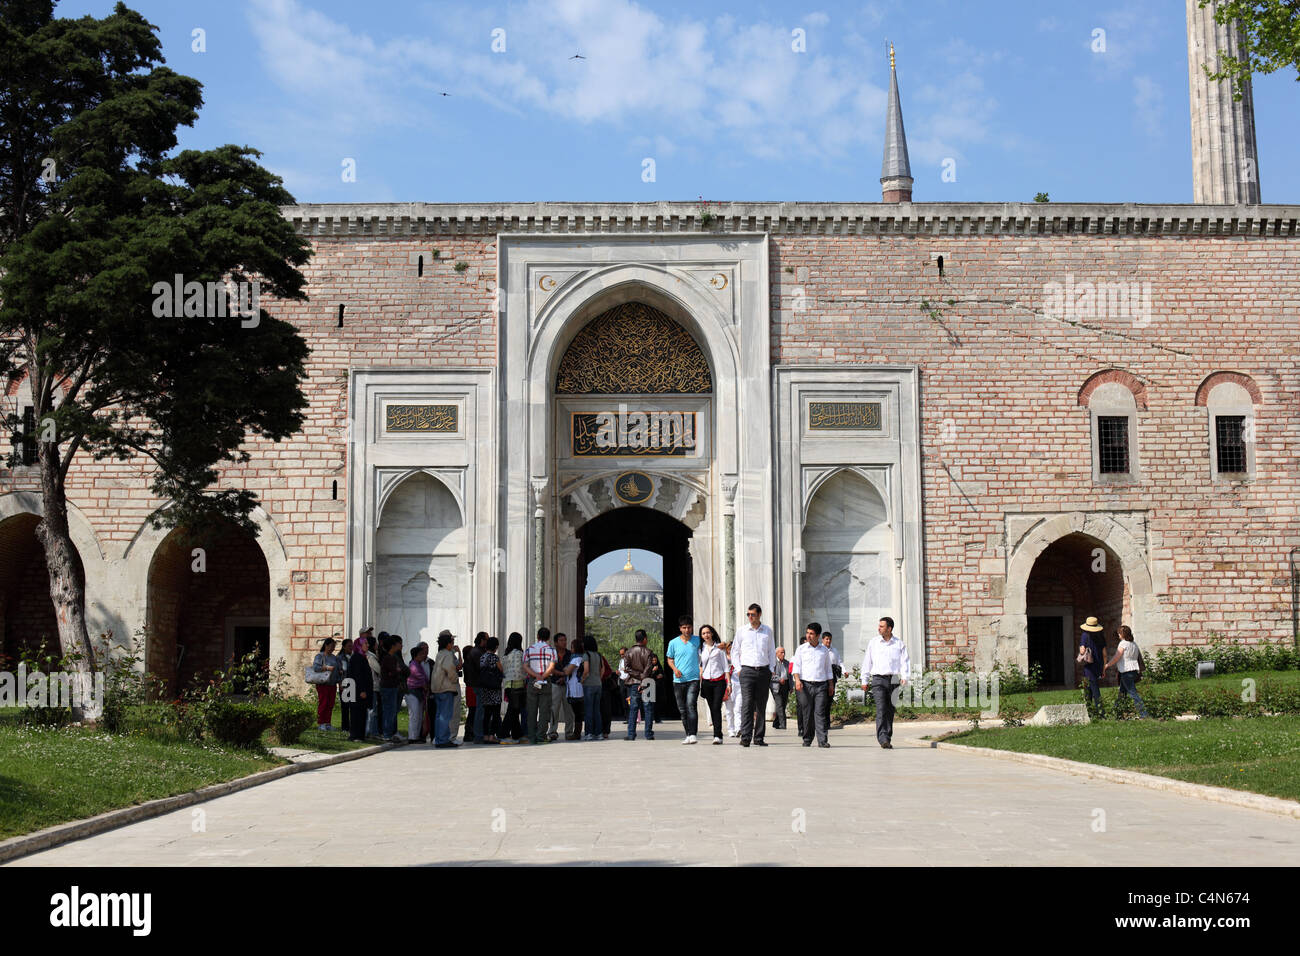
[{"left": 9, "top": 722, "right": 1298, "bottom": 866}]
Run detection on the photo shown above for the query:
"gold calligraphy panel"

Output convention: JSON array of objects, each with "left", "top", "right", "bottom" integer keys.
[
  {"left": 555, "top": 302, "right": 713, "bottom": 394},
  {"left": 808, "top": 401, "right": 882, "bottom": 431},
  {"left": 385, "top": 404, "right": 459, "bottom": 433},
  {"left": 571, "top": 412, "right": 696, "bottom": 457}
]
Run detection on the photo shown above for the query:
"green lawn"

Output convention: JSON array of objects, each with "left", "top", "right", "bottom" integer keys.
[
  {"left": 0, "top": 697, "right": 414, "bottom": 840},
  {"left": 947, "top": 716, "right": 1300, "bottom": 801},
  {"left": 0, "top": 723, "right": 284, "bottom": 840},
  {"left": 890, "top": 669, "right": 1300, "bottom": 719}
]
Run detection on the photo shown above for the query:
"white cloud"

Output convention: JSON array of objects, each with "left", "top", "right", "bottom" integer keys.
[
  {"left": 245, "top": 0, "right": 899, "bottom": 165},
  {"left": 1132, "top": 75, "right": 1165, "bottom": 135},
  {"left": 1087, "top": 8, "right": 1164, "bottom": 76},
  {"left": 911, "top": 70, "right": 999, "bottom": 168}
]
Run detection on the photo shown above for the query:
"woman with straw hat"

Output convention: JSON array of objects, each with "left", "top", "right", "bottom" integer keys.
[{"left": 1077, "top": 617, "right": 1106, "bottom": 715}]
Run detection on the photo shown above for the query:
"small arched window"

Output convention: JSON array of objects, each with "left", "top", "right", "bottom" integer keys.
[
  {"left": 1197, "top": 373, "right": 1261, "bottom": 481},
  {"left": 1079, "top": 372, "right": 1144, "bottom": 483}
]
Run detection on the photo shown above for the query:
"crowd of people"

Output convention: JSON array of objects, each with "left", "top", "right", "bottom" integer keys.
[{"left": 307, "top": 604, "right": 917, "bottom": 749}]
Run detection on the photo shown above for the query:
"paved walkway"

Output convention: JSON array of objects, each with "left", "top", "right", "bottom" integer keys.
[{"left": 10, "top": 722, "right": 1298, "bottom": 866}]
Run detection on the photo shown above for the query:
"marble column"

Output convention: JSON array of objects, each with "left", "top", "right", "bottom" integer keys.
[
  {"left": 722, "top": 477, "right": 738, "bottom": 636},
  {"left": 1186, "top": 0, "right": 1261, "bottom": 203},
  {"left": 531, "top": 478, "right": 547, "bottom": 636}
]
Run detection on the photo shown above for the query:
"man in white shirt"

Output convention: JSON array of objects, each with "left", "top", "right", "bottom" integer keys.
[
  {"left": 731, "top": 603, "right": 776, "bottom": 747},
  {"left": 821, "top": 630, "right": 842, "bottom": 697},
  {"left": 860, "top": 616, "right": 910, "bottom": 749},
  {"left": 793, "top": 622, "right": 834, "bottom": 748}
]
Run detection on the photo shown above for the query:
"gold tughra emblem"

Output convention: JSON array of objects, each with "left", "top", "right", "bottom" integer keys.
[{"left": 615, "top": 472, "right": 653, "bottom": 503}]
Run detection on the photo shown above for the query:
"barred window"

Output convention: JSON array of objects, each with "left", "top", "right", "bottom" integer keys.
[
  {"left": 1097, "top": 415, "right": 1130, "bottom": 474},
  {"left": 1215, "top": 415, "right": 1247, "bottom": 473},
  {"left": 21, "top": 406, "right": 36, "bottom": 466}
]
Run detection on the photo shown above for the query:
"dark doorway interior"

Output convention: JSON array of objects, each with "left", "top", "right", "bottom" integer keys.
[
  {"left": 1027, "top": 616, "right": 1065, "bottom": 686},
  {"left": 577, "top": 507, "right": 692, "bottom": 719},
  {"left": 230, "top": 624, "right": 270, "bottom": 694}
]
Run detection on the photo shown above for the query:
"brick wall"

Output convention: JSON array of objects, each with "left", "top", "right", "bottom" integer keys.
[{"left": 3, "top": 215, "right": 1297, "bottom": 671}]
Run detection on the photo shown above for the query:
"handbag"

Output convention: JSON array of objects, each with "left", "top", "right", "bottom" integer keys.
[
  {"left": 305, "top": 664, "right": 330, "bottom": 685},
  {"left": 1076, "top": 644, "right": 1093, "bottom": 665}
]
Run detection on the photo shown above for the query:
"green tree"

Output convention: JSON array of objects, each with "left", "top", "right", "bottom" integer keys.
[
  {"left": 0, "top": 1, "right": 312, "bottom": 717},
  {"left": 1033, "top": 192, "right": 1050, "bottom": 203},
  {"left": 1197, "top": 1, "right": 1300, "bottom": 98},
  {"left": 586, "top": 603, "right": 665, "bottom": 655}
]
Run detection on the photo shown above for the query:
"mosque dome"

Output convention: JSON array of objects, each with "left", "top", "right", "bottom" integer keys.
[{"left": 587, "top": 551, "right": 663, "bottom": 607}]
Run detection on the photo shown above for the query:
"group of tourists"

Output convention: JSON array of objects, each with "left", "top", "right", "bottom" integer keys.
[{"left": 307, "top": 604, "right": 916, "bottom": 749}]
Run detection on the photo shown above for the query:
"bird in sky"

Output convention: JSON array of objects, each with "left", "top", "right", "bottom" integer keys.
[{"left": 570, "top": 53, "right": 585, "bottom": 60}]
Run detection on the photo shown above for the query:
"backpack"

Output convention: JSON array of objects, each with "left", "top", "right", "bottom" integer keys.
[{"left": 478, "top": 654, "right": 502, "bottom": 689}]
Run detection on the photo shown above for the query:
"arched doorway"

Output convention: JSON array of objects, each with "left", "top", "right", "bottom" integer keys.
[
  {"left": 0, "top": 512, "right": 85, "bottom": 665},
  {"left": 577, "top": 506, "right": 692, "bottom": 718},
  {"left": 800, "top": 470, "right": 893, "bottom": 662},
  {"left": 548, "top": 294, "right": 717, "bottom": 645},
  {"left": 1025, "top": 533, "right": 1127, "bottom": 687},
  {"left": 374, "top": 471, "right": 466, "bottom": 646},
  {"left": 146, "top": 520, "right": 270, "bottom": 695}
]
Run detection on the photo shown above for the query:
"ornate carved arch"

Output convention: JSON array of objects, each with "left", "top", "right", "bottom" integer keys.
[
  {"left": 558, "top": 471, "right": 707, "bottom": 537},
  {"left": 555, "top": 302, "right": 713, "bottom": 394}
]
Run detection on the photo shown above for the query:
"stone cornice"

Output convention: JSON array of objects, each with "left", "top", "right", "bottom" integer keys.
[{"left": 281, "top": 201, "right": 1300, "bottom": 238}]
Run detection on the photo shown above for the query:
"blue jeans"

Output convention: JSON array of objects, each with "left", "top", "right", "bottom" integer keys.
[
  {"left": 626, "top": 684, "right": 654, "bottom": 739},
  {"left": 583, "top": 685, "right": 603, "bottom": 737},
  {"left": 673, "top": 680, "right": 699, "bottom": 736},
  {"left": 381, "top": 687, "right": 400, "bottom": 738},
  {"left": 1117, "top": 670, "right": 1149, "bottom": 717},
  {"left": 365, "top": 701, "right": 379, "bottom": 737},
  {"left": 1084, "top": 670, "right": 1104, "bottom": 714},
  {"left": 433, "top": 691, "right": 456, "bottom": 745}
]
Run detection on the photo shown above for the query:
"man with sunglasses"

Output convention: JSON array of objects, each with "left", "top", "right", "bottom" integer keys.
[{"left": 731, "top": 604, "right": 776, "bottom": 747}]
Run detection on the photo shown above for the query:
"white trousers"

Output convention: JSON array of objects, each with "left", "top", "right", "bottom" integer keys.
[
  {"left": 406, "top": 693, "right": 424, "bottom": 741},
  {"left": 725, "top": 682, "right": 744, "bottom": 734}
]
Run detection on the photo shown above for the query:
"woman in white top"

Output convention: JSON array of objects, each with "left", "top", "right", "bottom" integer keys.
[
  {"left": 724, "top": 641, "right": 744, "bottom": 737},
  {"left": 1103, "top": 625, "right": 1150, "bottom": 718},
  {"left": 697, "top": 625, "right": 730, "bottom": 744}
]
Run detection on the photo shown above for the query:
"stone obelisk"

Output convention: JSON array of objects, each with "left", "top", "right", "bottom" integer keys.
[{"left": 1186, "top": 0, "right": 1261, "bottom": 203}]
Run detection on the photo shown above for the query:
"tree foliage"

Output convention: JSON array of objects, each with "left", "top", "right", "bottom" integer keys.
[
  {"left": 1, "top": 0, "right": 312, "bottom": 532},
  {"left": 0, "top": 1, "right": 312, "bottom": 708},
  {"left": 1198, "top": 0, "right": 1300, "bottom": 98}
]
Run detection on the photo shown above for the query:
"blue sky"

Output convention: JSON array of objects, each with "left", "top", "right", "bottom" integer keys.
[
  {"left": 586, "top": 548, "right": 662, "bottom": 597},
  {"left": 58, "top": 0, "right": 1300, "bottom": 204}
]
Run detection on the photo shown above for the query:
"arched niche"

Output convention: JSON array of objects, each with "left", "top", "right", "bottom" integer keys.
[
  {"left": 374, "top": 472, "right": 467, "bottom": 646},
  {"left": 799, "top": 470, "right": 893, "bottom": 662}
]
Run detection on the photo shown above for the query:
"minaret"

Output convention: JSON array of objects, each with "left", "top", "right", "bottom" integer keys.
[
  {"left": 880, "top": 43, "right": 913, "bottom": 203},
  {"left": 1186, "top": 0, "right": 1261, "bottom": 203}
]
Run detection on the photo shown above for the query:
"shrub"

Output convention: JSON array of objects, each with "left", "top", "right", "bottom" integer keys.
[
  {"left": 203, "top": 698, "right": 274, "bottom": 747},
  {"left": 1192, "top": 688, "right": 1248, "bottom": 719},
  {"left": 1145, "top": 637, "right": 1298, "bottom": 683},
  {"left": 14, "top": 642, "right": 73, "bottom": 727},
  {"left": 269, "top": 698, "right": 315, "bottom": 745},
  {"left": 1259, "top": 681, "right": 1300, "bottom": 716},
  {"left": 992, "top": 661, "right": 1042, "bottom": 696}
]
